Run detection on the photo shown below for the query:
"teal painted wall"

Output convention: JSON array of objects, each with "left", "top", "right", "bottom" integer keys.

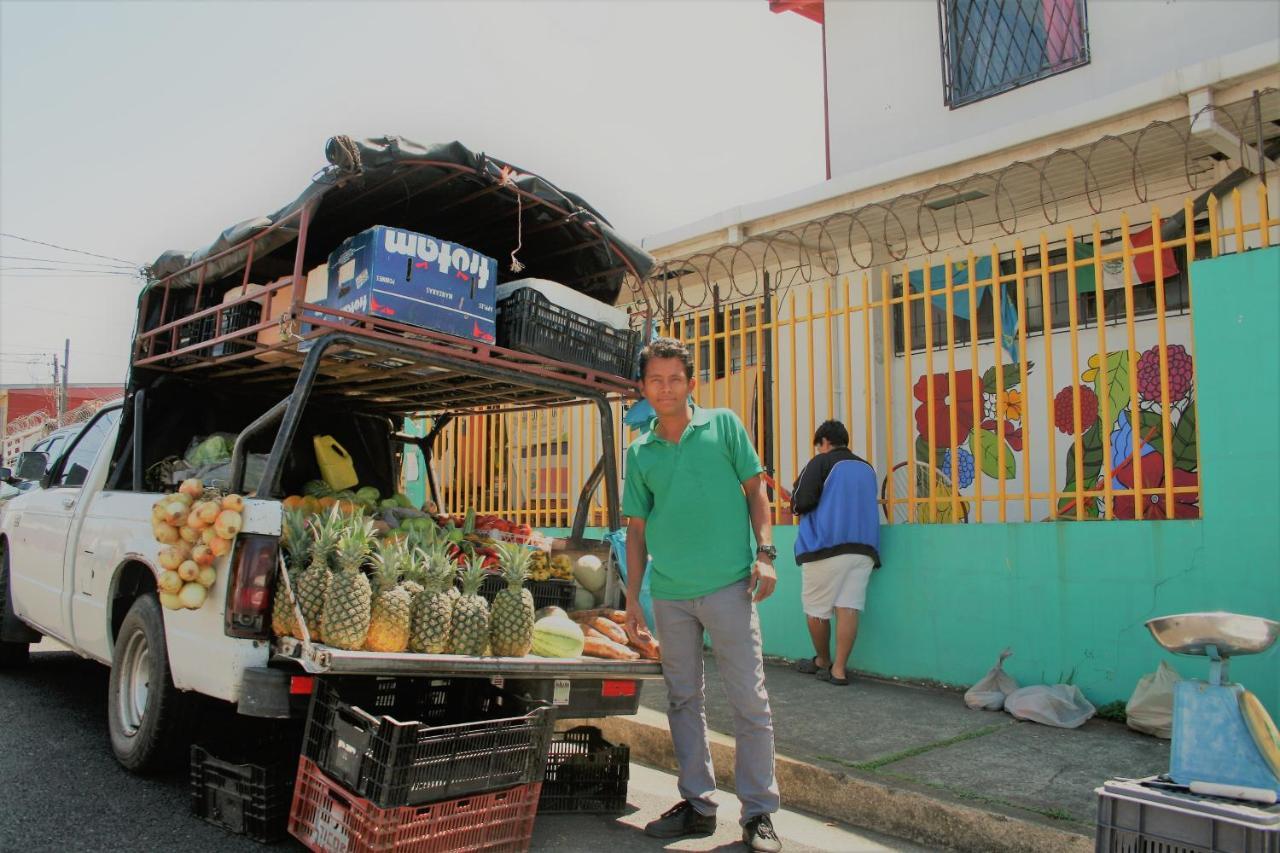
[
  {"left": 542, "top": 248, "right": 1280, "bottom": 716},
  {"left": 757, "top": 249, "right": 1279, "bottom": 715}
]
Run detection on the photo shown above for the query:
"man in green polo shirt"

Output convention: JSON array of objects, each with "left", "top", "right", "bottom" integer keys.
[{"left": 623, "top": 337, "right": 782, "bottom": 853}]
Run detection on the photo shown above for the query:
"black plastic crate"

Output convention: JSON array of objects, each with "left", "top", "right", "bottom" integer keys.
[
  {"left": 496, "top": 287, "right": 639, "bottom": 378},
  {"left": 539, "top": 726, "right": 629, "bottom": 814},
  {"left": 506, "top": 677, "right": 643, "bottom": 718},
  {"left": 302, "top": 676, "right": 555, "bottom": 810},
  {"left": 190, "top": 745, "right": 297, "bottom": 843},
  {"left": 478, "top": 575, "right": 575, "bottom": 612}
]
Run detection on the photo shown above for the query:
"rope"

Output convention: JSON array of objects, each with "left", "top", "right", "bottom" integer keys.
[{"left": 499, "top": 166, "right": 526, "bottom": 274}]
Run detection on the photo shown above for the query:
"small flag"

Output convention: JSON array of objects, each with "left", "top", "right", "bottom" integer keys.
[
  {"left": 1073, "top": 227, "right": 1179, "bottom": 294},
  {"left": 1000, "top": 290, "right": 1019, "bottom": 363},
  {"left": 908, "top": 256, "right": 994, "bottom": 319}
]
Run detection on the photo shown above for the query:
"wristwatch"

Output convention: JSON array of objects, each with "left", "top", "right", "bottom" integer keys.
[{"left": 756, "top": 545, "right": 778, "bottom": 560}]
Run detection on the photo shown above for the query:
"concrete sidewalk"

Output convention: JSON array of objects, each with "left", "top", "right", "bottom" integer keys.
[{"left": 573, "top": 655, "right": 1171, "bottom": 852}]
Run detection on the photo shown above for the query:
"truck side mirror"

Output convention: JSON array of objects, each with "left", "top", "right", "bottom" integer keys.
[
  {"left": 14, "top": 451, "right": 49, "bottom": 482},
  {"left": 0, "top": 467, "right": 11, "bottom": 483}
]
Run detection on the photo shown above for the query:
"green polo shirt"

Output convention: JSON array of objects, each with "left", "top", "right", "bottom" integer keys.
[{"left": 622, "top": 406, "right": 764, "bottom": 600}]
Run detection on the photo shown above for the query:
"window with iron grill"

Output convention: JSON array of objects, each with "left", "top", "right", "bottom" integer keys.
[
  {"left": 891, "top": 223, "right": 1206, "bottom": 356},
  {"left": 938, "top": 0, "right": 1090, "bottom": 107}
]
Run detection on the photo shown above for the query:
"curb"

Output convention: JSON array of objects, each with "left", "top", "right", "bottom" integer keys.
[{"left": 564, "top": 707, "right": 1093, "bottom": 853}]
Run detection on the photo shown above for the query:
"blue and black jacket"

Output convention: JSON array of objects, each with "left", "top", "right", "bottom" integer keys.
[{"left": 790, "top": 448, "right": 882, "bottom": 567}]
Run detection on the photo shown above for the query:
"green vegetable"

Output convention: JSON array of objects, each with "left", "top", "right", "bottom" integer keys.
[
  {"left": 356, "top": 486, "right": 381, "bottom": 504},
  {"left": 188, "top": 435, "right": 233, "bottom": 466}
]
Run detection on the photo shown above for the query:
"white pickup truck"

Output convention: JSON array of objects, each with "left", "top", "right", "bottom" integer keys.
[
  {"left": 0, "top": 135, "right": 661, "bottom": 777},
  {"left": 0, "top": 406, "right": 293, "bottom": 770}
]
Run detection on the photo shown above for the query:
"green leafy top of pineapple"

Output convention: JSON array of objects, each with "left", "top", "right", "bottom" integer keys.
[
  {"left": 282, "top": 509, "right": 312, "bottom": 570},
  {"left": 457, "top": 552, "right": 489, "bottom": 597},
  {"left": 334, "top": 512, "right": 378, "bottom": 574},
  {"left": 308, "top": 506, "right": 345, "bottom": 570},
  {"left": 495, "top": 542, "right": 534, "bottom": 590},
  {"left": 371, "top": 537, "right": 410, "bottom": 592},
  {"left": 418, "top": 539, "right": 457, "bottom": 593}
]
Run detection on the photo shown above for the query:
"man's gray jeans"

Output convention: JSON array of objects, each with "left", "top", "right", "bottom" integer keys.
[{"left": 651, "top": 578, "right": 780, "bottom": 823}]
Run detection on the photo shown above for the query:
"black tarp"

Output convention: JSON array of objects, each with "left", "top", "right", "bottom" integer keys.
[{"left": 145, "top": 136, "right": 654, "bottom": 304}]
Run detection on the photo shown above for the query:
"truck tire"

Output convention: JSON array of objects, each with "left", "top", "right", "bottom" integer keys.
[
  {"left": 107, "top": 595, "right": 189, "bottom": 773},
  {"left": 0, "top": 545, "right": 30, "bottom": 668}
]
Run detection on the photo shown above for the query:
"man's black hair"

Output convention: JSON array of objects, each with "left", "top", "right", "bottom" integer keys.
[
  {"left": 813, "top": 419, "right": 850, "bottom": 448},
  {"left": 639, "top": 337, "right": 694, "bottom": 380}
]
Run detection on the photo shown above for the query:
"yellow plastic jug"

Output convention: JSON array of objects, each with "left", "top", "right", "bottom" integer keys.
[{"left": 313, "top": 435, "right": 359, "bottom": 492}]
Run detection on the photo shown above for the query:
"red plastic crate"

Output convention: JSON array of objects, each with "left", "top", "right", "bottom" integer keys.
[{"left": 289, "top": 756, "right": 539, "bottom": 853}]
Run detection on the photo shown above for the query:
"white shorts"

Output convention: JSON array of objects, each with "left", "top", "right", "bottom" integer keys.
[{"left": 801, "top": 553, "right": 875, "bottom": 619}]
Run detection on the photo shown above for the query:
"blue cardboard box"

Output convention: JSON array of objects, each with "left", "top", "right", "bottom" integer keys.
[{"left": 308, "top": 225, "right": 498, "bottom": 344}]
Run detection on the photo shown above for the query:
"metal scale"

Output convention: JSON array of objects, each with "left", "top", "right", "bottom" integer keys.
[{"left": 1147, "top": 612, "right": 1280, "bottom": 801}]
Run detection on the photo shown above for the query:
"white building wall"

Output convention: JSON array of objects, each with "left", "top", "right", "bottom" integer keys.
[{"left": 824, "top": 0, "right": 1280, "bottom": 179}]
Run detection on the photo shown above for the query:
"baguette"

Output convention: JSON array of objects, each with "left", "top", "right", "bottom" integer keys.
[
  {"left": 570, "top": 608, "right": 626, "bottom": 624},
  {"left": 591, "top": 617, "right": 629, "bottom": 646},
  {"left": 624, "top": 624, "right": 662, "bottom": 661},
  {"left": 583, "top": 636, "right": 640, "bottom": 660}
]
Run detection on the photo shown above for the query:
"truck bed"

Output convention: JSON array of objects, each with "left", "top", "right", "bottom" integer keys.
[{"left": 272, "top": 636, "right": 663, "bottom": 680}]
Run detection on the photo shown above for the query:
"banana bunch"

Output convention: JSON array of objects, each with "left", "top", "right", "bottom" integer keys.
[{"left": 528, "top": 551, "right": 575, "bottom": 582}]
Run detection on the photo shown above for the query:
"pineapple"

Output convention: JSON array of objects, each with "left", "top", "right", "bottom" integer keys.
[
  {"left": 488, "top": 542, "right": 535, "bottom": 657},
  {"left": 409, "top": 541, "right": 456, "bottom": 654},
  {"left": 450, "top": 555, "right": 491, "bottom": 656},
  {"left": 272, "top": 509, "right": 311, "bottom": 638},
  {"left": 294, "top": 507, "right": 342, "bottom": 642},
  {"left": 365, "top": 538, "right": 412, "bottom": 653},
  {"left": 323, "top": 513, "right": 377, "bottom": 650}
]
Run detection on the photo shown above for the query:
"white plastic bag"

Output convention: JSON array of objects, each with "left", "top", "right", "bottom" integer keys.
[
  {"left": 1004, "top": 684, "right": 1096, "bottom": 728},
  {"left": 1125, "top": 661, "right": 1180, "bottom": 739},
  {"left": 965, "top": 648, "right": 1017, "bottom": 711}
]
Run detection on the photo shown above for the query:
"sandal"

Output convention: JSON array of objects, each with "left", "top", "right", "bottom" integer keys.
[
  {"left": 817, "top": 669, "right": 849, "bottom": 686},
  {"left": 794, "top": 656, "right": 828, "bottom": 674}
]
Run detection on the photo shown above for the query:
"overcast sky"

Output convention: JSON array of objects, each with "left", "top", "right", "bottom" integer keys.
[{"left": 0, "top": 0, "right": 823, "bottom": 386}]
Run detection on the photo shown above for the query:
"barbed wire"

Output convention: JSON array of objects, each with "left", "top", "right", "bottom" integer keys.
[{"left": 625, "top": 90, "right": 1277, "bottom": 318}]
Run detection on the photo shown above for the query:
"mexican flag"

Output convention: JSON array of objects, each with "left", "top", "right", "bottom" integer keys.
[{"left": 1071, "top": 226, "right": 1180, "bottom": 293}]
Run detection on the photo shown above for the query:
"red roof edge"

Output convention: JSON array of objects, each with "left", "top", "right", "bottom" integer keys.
[{"left": 768, "top": 0, "right": 823, "bottom": 24}]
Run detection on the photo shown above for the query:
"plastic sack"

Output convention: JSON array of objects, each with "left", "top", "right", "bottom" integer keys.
[
  {"left": 1125, "top": 660, "right": 1180, "bottom": 739},
  {"left": 965, "top": 648, "right": 1017, "bottom": 711},
  {"left": 1004, "top": 684, "right": 1096, "bottom": 729}
]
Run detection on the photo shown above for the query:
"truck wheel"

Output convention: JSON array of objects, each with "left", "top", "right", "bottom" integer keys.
[
  {"left": 0, "top": 545, "right": 30, "bottom": 669},
  {"left": 107, "top": 595, "right": 189, "bottom": 773}
]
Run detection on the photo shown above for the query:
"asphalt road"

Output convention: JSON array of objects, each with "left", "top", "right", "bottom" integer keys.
[{"left": 0, "top": 642, "right": 923, "bottom": 852}]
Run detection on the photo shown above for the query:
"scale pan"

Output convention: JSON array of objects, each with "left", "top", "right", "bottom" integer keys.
[{"left": 1146, "top": 612, "right": 1280, "bottom": 657}]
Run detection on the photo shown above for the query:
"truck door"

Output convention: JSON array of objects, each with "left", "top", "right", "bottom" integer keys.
[{"left": 8, "top": 409, "right": 120, "bottom": 638}]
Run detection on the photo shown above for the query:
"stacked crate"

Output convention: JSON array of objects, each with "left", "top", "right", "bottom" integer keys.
[{"left": 288, "top": 676, "right": 555, "bottom": 853}]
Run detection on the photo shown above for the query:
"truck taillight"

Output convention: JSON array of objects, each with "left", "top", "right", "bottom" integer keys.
[{"left": 224, "top": 534, "right": 279, "bottom": 639}]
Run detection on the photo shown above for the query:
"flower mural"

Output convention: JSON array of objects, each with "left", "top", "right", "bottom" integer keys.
[
  {"left": 1053, "top": 343, "right": 1198, "bottom": 520},
  {"left": 912, "top": 360, "right": 1032, "bottom": 491}
]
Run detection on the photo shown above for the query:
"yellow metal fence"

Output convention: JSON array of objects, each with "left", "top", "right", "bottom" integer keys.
[{"left": 426, "top": 187, "right": 1275, "bottom": 526}]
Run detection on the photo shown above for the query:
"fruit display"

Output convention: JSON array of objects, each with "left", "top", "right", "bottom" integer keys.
[
  {"left": 265, "top": 493, "right": 650, "bottom": 665},
  {"left": 150, "top": 479, "right": 243, "bottom": 611}
]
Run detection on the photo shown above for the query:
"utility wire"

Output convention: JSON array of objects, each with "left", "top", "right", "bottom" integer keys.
[
  {"left": 0, "top": 254, "right": 135, "bottom": 269},
  {"left": 0, "top": 232, "right": 139, "bottom": 267},
  {"left": 0, "top": 266, "right": 141, "bottom": 274}
]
